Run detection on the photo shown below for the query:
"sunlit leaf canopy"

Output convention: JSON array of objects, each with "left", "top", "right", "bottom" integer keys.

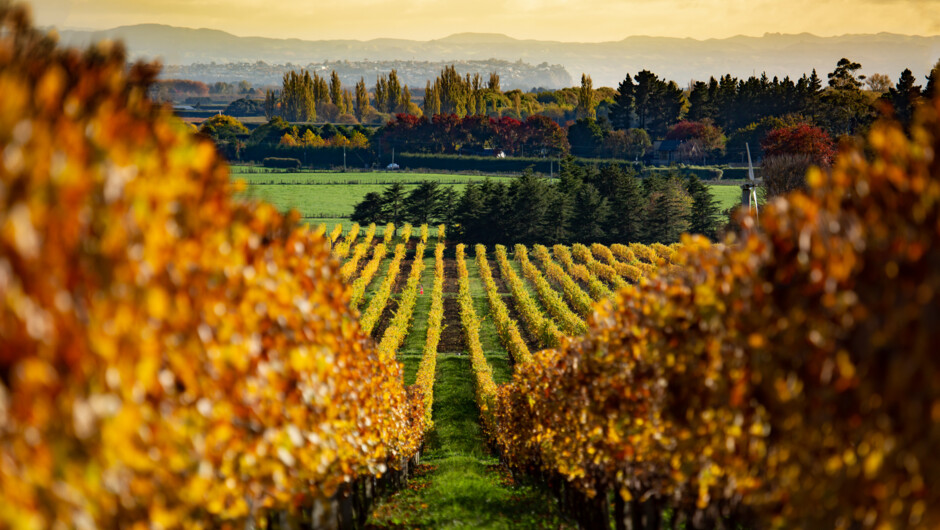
[{"left": 0, "top": 4, "right": 425, "bottom": 527}]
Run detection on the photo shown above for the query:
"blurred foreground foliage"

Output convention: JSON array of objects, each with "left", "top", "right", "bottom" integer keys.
[
  {"left": 0, "top": 4, "right": 424, "bottom": 528},
  {"left": 495, "top": 91, "right": 940, "bottom": 528}
]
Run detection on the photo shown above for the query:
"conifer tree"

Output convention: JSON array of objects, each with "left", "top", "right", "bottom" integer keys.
[
  {"left": 685, "top": 175, "right": 722, "bottom": 240},
  {"left": 885, "top": 68, "right": 923, "bottom": 127},
  {"left": 570, "top": 183, "right": 608, "bottom": 244},
  {"left": 605, "top": 166, "right": 646, "bottom": 243}
]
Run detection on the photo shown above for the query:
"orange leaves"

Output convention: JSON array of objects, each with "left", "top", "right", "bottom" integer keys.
[
  {"left": 494, "top": 245, "right": 562, "bottom": 349},
  {"left": 494, "top": 100, "right": 940, "bottom": 528},
  {"left": 0, "top": 7, "right": 422, "bottom": 527},
  {"left": 516, "top": 244, "right": 586, "bottom": 336}
]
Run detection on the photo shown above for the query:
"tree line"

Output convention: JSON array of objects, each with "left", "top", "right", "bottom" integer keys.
[
  {"left": 351, "top": 159, "right": 723, "bottom": 246},
  {"left": 207, "top": 58, "right": 939, "bottom": 170}
]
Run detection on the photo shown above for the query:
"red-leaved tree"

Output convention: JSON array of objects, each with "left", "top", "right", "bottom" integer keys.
[{"left": 761, "top": 123, "right": 836, "bottom": 166}]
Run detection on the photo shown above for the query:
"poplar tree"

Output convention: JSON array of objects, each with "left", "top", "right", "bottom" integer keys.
[
  {"left": 488, "top": 72, "right": 501, "bottom": 92},
  {"left": 280, "top": 70, "right": 315, "bottom": 122},
  {"left": 264, "top": 89, "right": 278, "bottom": 119},
  {"left": 314, "top": 74, "right": 329, "bottom": 104},
  {"left": 354, "top": 78, "right": 370, "bottom": 121},
  {"left": 343, "top": 89, "right": 354, "bottom": 116},
  {"left": 423, "top": 80, "right": 441, "bottom": 117},
  {"left": 329, "top": 70, "right": 342, "bottom": 106},
  {"left": 400, "top": 85, "right": 413, "bottom": 114},
  {"left": 387, "top": 70, "right": 402, "bottom": 113},
  {"left": 375, "top": 76, "right": 388, "bottom": 113},
  {"left": 577, "top": 73, "right": 596, "bottom": 120}
]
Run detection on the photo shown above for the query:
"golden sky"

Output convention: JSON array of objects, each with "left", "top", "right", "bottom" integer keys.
[{"left": 29, "top": 0, "right": 940, "bottom": 41}]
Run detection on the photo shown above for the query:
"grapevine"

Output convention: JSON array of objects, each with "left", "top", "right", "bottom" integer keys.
[
  {"left": 531, "top": 244, "right": 595, "bottom": 317},
  {"left": 590, "top": 243, "right": 646, "bottom": 284},
  {"left": 516, "top": 245, "right": 587, "bottom": 336},
  {"left": 571, "top": 243, "right": 629, "bottom": 289},
  {"left": 376, "top": 242, "right": 428, "bottom": 362},
  {"left": 332, "top": 222, "right": 360, "bottom": 259},
  {"left": 475, "top": 245, "right": 534, "bottom": 365},
  {"left": 552, "top": 244, "right": 612, "bottom": 301},
  {"left": 0, "top": 10, "right": 424, "bottom": 527},
  {"left": 349, "top": 243, "right": 388, "bottom": 308},
  {"left": 415, "top": 243, "right": 446, "bottom": 426},
  {"left": 494, "top": 101, "right": 940, "bottom": 528},
  {"left": 456, "top": 245, "right": 499, "bottom": 435},
  {"left": 329, "top": 223, "right": 343, "bottom": 244},
  {"left": 359, "top": 243, "right": 407, "bottom": 335},
  {"left": 494, "top": 245, "right": 563, "bottom": 349}
]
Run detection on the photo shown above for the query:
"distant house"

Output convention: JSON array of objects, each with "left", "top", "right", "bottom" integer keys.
[{"left": 652, "top": 140, "right": 683, "bottom": 164}]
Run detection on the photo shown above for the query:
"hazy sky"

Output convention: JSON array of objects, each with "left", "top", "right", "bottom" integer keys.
[{"left": 28, "top": 0, "right": 940, "bottom": 41}]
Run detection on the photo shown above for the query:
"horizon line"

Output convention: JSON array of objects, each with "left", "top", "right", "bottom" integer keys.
[{"left": 45, "top": 23, "right": 940, "bottom": 45}]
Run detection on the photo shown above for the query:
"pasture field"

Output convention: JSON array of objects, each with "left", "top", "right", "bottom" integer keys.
[
  {"left": 233, "top": 167, "right": 742, "bottom": 220},
  {"left": 707, "top": 181, "right": 744, "bottom": 211}
]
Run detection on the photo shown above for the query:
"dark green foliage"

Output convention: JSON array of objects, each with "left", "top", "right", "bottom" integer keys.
[
  {"left": 643, "top": 174, "right": 691, "bottom": 244},
  {"left": 507, "top": 171, "right": 555, "bottom": 245},
  {"left": 605, "top": 165, "right": 646, "bottom": 243},
  {"left": 248, "top": 117, "right": 296, "bottom": 146},
  {"left": 404, "top": 181, "right": 446, "bottom": 226},
  {"left": 567, "top": 118, "right": 604, "bottom": 157},
  {"left": 686, "top": 175, "right": 723, "bottom": 240},
  {"left": 382, "top": 182, "right": 407, "bottom": 226},
  {"left": 926, "top": 60, "right": 940, "bottom": 98},
  {"left": 223, "top": 98, "right": 266, "bottom": 117},
  {"left": 609, "top": 73, "right": 636, "bottom": 130},
  {"left": 630, "top": 70, "right": 684, "bottom": 137},
  {"left": 570, "top": 183, "right": 609, "bottom": 244},
  {"left": 350, "top": 191, "right": 385, "bottom": 224},
  {"left": 883, "top": 69, "right": 923, "bottom": 128},
  {"left": 820, "top": 58, "right": 876, "bottom": 136},
  {"left": 262, "top": 157, "right": 301, "bottom": 169}
]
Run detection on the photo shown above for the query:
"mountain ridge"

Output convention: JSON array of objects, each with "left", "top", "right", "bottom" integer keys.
[{"left": 55, "top": 24, "right": 940, "bottom": 87}]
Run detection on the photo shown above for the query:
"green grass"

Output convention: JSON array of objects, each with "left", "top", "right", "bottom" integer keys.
[
  {"left": 708, "top": 183, "right": 743, "bottom": 211},
  {"left": 230, "top": 168, "right": 501, "bottom": 185},
  {"left": 238, "top": 182, "right": 471, "bottom": 218},
  {"left": 233, "top": 169, "right": 739, "bottom": 222},
  {"left": 400, "top": 257, "right": 437, "bottom": 356},
  {"left": 367, "top": 354, "right": 568, "bottom": 529}
]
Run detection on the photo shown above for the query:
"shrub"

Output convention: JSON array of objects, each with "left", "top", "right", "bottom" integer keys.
[{"left": 262, "top": 156, "right": 302, "bottom": 169}]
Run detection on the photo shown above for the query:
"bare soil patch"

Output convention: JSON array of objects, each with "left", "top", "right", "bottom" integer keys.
[
  {"left": 438, "top": 296, "right": 464, "bottom": 353},
  {"left": 370, "top": 298, "right": 399, "bottom": 342},
  {"left": 394, "top": 260, "right": 414, "bottom": 293},
  {"left": 443, "top": 259, "right": 458, "bottom": 293}
]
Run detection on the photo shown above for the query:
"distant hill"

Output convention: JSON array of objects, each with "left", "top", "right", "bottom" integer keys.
[{"left": 56, "top": 24, "right": 940, "bottom": 88}]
